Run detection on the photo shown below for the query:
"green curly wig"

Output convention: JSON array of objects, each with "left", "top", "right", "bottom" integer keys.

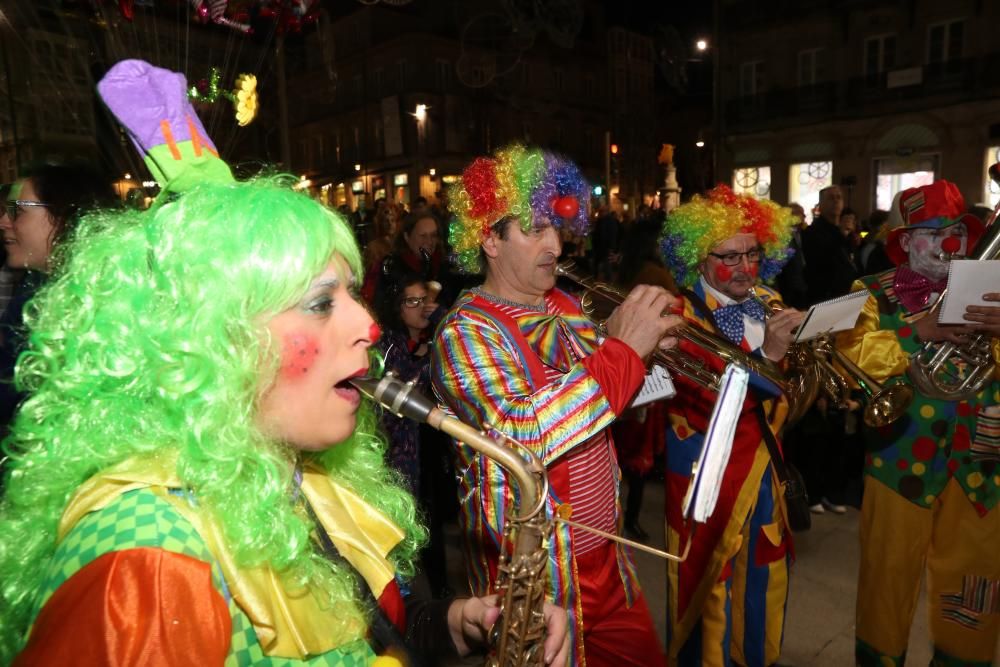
[{"left": 0, "top": 177, "right": 426, "bottom": 660}]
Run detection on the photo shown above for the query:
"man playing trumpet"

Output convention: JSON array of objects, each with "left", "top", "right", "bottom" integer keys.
[
  {"left": 659, "top": 185, "right": 803, "bottom": 667},
  {"left": 431, "top": 144, "right": 680, "bottom": 666},
  {"left": 835, "top": 180, "right": 1000, "bottom": 666}
]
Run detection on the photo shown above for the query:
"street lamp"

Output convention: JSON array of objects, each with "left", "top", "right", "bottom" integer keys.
[{"left": 696, "top": 38, "right": 708, "bottom": 52}]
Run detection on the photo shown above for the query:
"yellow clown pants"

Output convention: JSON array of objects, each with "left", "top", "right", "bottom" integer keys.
[
  {"left": 856, "top": 476, "right": 1000, "bottom": 666},
  {"left": 669, "top": 467, "right": 790, "bottom": 667}
]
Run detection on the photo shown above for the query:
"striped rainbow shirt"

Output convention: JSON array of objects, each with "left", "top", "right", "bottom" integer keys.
[{"left": 431, "top": 287, "right": 644, "bottom": 665}]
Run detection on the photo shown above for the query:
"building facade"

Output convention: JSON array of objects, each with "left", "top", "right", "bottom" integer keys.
[
  {"left": 286, "top": 2, "right": 659, "bottom": 215},
  {"left": 718, "top": 0, "right": 1000, "bottom": 220},
  {"left": 0, "top": 2, "right": 266, "bottom": 191}
]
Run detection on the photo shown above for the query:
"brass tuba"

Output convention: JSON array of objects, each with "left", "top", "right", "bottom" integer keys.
[
  {"left": 907, "top": 177, "right": 1000, "bottom": 401},
  {"left": 350, "top": 374, "right": 551, "bottom": 667}
]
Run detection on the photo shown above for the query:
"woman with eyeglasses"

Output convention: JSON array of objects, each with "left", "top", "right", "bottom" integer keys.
[
  {"left": 373, "top": 271, "right": 439, "bottom": 494},
  {"left": 0, "top": 163, "right": 114, "bottom": 434},
  {"left": 373, "top": 271, "right": 458, "bottom": 601}
]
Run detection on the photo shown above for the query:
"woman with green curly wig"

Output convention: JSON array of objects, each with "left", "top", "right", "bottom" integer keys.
[{"left": 0, "top": 177, "right": 568, "bottom": 666}]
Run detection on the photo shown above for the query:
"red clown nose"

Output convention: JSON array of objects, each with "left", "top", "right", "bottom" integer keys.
[
  {"left": 941, "top": 236, "right": 962, "bottom": 255},
  {"left": 552, "top": 195, "right": 579, "bottom": 219}
]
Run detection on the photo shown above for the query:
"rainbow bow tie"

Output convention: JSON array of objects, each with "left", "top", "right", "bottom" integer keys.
[{"left": 518, "top": 312, "right": 594, "bottom": 372}]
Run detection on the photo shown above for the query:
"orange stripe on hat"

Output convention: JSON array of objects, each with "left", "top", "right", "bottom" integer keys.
[
  {"left": 160, "top": 120, "right": 182, "bottom": 161},
  {"left": 186, "top": 115, "right": 219, "bottom": 158}
]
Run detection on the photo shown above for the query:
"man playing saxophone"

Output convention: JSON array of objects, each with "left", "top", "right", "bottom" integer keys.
[
  {"left": 431, "top": 145, "right": 680, "bottom": 666},
  {"left": 658, "top": 186, "right": 803, "bottom": 667},
  {"left": 834, "top": 180, "right": 1000, "bottom": 666}
]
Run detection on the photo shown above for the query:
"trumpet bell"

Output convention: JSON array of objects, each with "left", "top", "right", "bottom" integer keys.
[{"left": 863, "top": 383, "right": 914, "bottom": 428}]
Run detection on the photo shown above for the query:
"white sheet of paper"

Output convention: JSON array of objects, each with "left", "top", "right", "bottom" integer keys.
[
  {"left": 793, "top": 290, "right": 870, "bottom": 342},
  {"left": 938, "top": 260, "right": 1000, "bottom": 324},
  {"left": 682, "top": 364, "right": 748, "bottom": 523},
  {"left": 630, "top": 364, "right": 676, "bottom": 407}
]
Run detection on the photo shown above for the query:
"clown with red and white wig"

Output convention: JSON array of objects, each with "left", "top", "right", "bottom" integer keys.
[{"left": 836, "top": 180, "right": 1000, "bottom": 666}]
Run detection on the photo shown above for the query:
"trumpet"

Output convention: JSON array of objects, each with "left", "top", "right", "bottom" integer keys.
[
  {"left": 555, "top": 260, "right": 787, "bottom": 398},
  {"left": 749, "top": 289, "right": 913, "bottom": 427}
]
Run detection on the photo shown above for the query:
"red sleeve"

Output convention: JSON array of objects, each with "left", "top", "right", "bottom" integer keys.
[
  {"left": 580, "top": 336, "right": 646, "bottom": 414},
  {"left": 15, "top": 548, "right": 231, "bottom": 667}
]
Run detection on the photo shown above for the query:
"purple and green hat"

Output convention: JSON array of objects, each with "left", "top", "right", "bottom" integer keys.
[{"left": 97, "top": 59, "right": 234, "bottom": 194}]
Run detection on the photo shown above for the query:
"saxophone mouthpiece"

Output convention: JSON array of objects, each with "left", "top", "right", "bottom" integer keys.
[
  {"left": 347, "top": 375, "right": 380, "bottom": 398},
  {"left": 348, "top": 373, "right": 436, "bottom": 423}
]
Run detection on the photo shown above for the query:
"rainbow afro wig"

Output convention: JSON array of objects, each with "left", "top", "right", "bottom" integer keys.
[
  {"left": 660, "top": 185, "right": 797, "bottom": 287},
  {"left": 447, "top": 144, "right": 590, "bottom": 273}
]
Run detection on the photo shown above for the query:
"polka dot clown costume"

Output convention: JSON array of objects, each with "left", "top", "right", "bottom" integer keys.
[{"left": 835, "top": 180, "right": 1000, "bottom": 666}]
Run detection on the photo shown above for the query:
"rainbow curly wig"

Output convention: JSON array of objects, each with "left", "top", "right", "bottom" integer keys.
[
  {"left": 0, "top": 178, "right": 426, "bottom": 660},
  {"left": 447, "top": 144, "right": 590, "bottom": 273},
  {"left": 660, "top": 185, "right": 796, "bottom": 287}
]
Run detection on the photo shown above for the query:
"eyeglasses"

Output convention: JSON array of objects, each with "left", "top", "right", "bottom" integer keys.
[
  {"left": 708, "top": 248, "right": 764, "bottom": 266},
  {"left": 4, "top": 200, "right": 52, "bottom": 221},
  {"left": 403, "top": 295, "right": 427, "bottom": 308}
]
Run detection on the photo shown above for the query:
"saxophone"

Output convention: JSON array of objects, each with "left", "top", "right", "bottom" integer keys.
[{"left": 350, "top": 374, "right": 551, "bottom": 667}]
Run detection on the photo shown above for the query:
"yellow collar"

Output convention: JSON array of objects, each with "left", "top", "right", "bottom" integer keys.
[{"left": 59, "top": 454, "right": 405, "bottom": 659}]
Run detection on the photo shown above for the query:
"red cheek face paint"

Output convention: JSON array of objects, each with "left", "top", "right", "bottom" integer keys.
[
  {"left": 746, "top": 263, "right": 759, "bottom": 278},
  {"left": 279, "top": 332, "right": 321, "bottom": 380},
  {"left": 714, "top": 263, "right": 734, "bottom": 282},
  {"left": 369, "top": 322, "right": 382, "bottom": 343}
]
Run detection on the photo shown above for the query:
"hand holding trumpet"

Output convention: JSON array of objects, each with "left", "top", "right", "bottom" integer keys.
[
  {"left": 761, "top": 307, "right": 806, "bottom": 361},
  {"left": 603, "top": 284, "right": 684, "bottom": 360}
]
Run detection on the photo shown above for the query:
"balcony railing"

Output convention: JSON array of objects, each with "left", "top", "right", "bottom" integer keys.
[{"left": 725, "top": 53, "right": 1000, "bottom": 131}]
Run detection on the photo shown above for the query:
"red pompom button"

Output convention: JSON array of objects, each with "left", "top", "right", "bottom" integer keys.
[{"left": 552, "top": 196, "right": 579, "bottom": 219}]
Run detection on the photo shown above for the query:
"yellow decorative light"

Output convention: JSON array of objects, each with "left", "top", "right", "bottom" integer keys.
[{"left": 233, "top": 73, "right": 258, "bottom": 127}]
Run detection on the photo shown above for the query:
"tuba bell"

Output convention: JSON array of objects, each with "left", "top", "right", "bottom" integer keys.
[{"left": 749, "top": 289, "right": 913, "bottom": 427}]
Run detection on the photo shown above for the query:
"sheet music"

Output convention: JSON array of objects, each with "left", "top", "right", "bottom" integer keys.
[
  {"left": 682, "top": 364, "right": 749, "bottom": 523},
  {"left": 793, "top": 290, "right": 870, "bottom": 342},
  {"left": 630, "top": 365, "right": 676, "bottom": 407},
  {"left": 938, "top": 260, "right": 1000, "bottom": 324}
]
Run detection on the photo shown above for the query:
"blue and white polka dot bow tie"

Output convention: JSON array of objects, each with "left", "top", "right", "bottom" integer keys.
[{"left": 714, "top": 299, "right": 766, "bottom": 344}]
